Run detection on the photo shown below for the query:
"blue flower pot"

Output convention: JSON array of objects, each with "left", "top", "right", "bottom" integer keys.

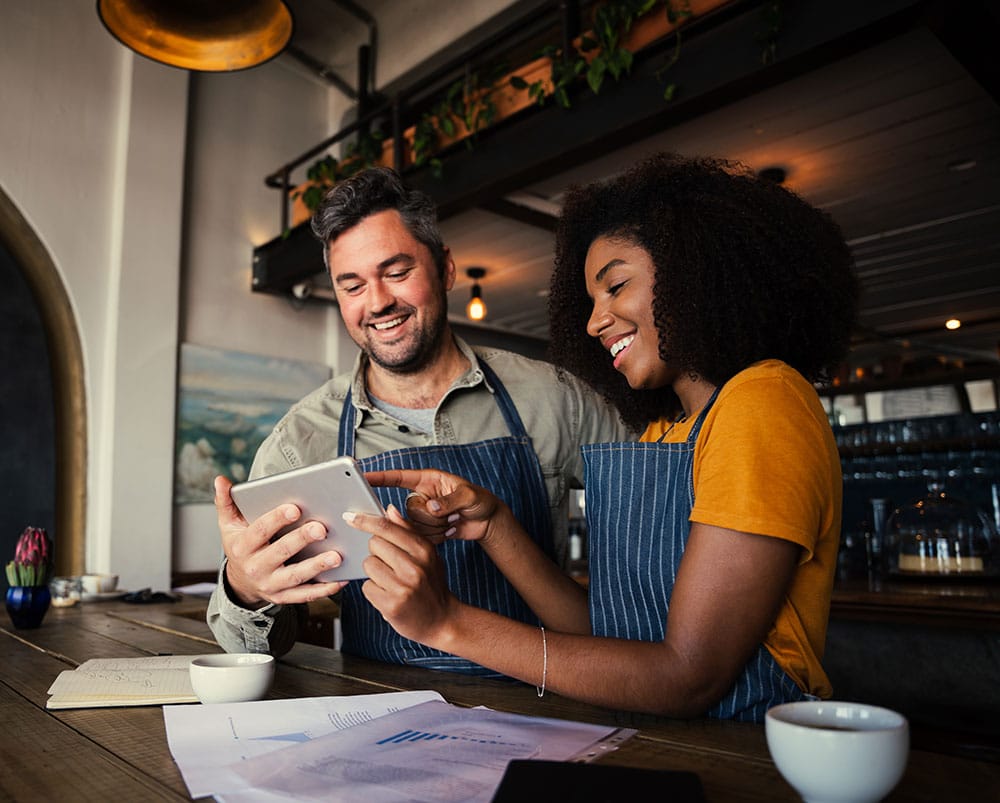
[{"left": 5, "top": 585, "right": 51, "bottom": 629}]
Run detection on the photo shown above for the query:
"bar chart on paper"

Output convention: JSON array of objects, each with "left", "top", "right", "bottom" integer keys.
[
  {"left": 377, "top": 728, "right": 527, "bottom": 746},
  {"left": 225, "top": 700, "right": 636, "bottom": 802}
]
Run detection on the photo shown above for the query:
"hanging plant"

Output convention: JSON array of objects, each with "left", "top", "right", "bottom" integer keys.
[
  {"left": 656, "top": 0, "right": 693, "bottom": 100},
  {"left": 292, "top": 0, "right": 773, "bottom": 215},
  {"left": 581, "top": 0, "right": 657, "bottom": 94},
  {"left": 511, "top": 0, "right": 670, "bottom": 108},
  {"left": 291, "top": 128, "right": 386, "bottom": 212},
  {"left": 412, "top": 62, "right": 507, "bottom": 176}
]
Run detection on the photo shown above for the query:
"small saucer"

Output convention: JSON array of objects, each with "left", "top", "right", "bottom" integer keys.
[{"left": 80, "top": 589, "right": 128, "bottom": 602}]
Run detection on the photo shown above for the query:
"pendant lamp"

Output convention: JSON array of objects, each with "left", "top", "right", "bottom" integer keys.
[
  {"left": 465, "top": 268, "right": 487, "bottom": 321},
  {"left": 97, "top": 0, "right": 294, "bottom": 72}
]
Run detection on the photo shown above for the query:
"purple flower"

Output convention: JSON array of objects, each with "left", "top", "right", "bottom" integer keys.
[{"left": 6, "top": 526, "right": 53, "bottom": 587}]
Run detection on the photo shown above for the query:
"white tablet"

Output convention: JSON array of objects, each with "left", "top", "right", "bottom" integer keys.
[{"left": 230, "top": 456, "right": 385, "bottom": 582}]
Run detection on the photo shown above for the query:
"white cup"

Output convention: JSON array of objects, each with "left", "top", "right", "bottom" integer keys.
[
  {"left": 189, "top": 653, "right": 275, "bottom": 704},
  {"left": 81, "top": 573, "right": 119, "bottom": 594},
  {"left": 766, "top": 701, "right": 909, "bottom": 803}
]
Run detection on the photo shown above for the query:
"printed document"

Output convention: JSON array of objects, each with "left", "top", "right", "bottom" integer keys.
[
  {"left": 164, "top": 690, "right": 445, "bottom": 798},
  {"left": 214, "top": 699, "right": 633, "bottom": 802}
]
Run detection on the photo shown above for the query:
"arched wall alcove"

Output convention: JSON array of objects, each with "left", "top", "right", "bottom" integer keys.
[{"left": 0, "top": 186, "right": 86, "bottom": 576}]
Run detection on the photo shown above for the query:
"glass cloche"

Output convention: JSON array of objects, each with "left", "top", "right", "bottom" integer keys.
[{"left": 885, "top": 483, "right": 997, "bottom": 578}]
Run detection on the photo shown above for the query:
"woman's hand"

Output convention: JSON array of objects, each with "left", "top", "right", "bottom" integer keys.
[
  {"left": 365, "top": 468, "right": 508, "bottom": 546},
  {"left": 347, "top": 504, "right": 460, "bottom": 647}
]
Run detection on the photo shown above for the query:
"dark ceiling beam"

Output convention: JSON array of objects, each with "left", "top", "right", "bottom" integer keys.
[{"left": 924, "top": 0, "right": 1000, "bottom": 103}]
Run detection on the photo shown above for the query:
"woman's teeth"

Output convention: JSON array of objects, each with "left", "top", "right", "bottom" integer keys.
[{"left": 610, "top": 335, "right": 634, "bottom": 358}]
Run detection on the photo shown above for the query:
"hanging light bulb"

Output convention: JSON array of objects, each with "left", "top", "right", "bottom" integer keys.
[
  {"left": 97, "top": 0, "right": 294, "bottom": 72},
  {"left": 465, "top": 268, "right": 487, "bottom": 321}
]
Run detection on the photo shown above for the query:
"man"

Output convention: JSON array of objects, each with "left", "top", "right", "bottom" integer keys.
[{"left": 207, "top": 167, "right": 632, "bottom": 674}]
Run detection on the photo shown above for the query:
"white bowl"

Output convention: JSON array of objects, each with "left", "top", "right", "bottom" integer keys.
[
  {"left": 766, "top": 701, "right": 909, "bottom": 803},
  {"left": 189, "top": 653, "right": 275, "bottom": 704},
  {"left": 81, "top": 573, "right": 119, "bottom": 594}
]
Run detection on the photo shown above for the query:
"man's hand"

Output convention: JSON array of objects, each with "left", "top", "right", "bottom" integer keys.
[{"left": 214, "top": 475, "right": 348, "bottom": 608}]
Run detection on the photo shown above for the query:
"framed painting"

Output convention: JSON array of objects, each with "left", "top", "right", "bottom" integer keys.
[{"left": 174, "top": 344, "right": 332, "bottom": 504}]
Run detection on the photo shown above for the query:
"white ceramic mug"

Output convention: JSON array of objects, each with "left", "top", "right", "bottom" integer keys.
[{"left": 766, "top": 700, "right": 909, "bottom": 803}]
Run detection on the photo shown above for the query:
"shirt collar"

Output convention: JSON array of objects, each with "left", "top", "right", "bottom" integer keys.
[{"left": 348, "top": 334, "right": 493, "bottom": 417}]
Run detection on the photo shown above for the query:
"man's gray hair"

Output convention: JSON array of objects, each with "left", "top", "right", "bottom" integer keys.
[{"left": 310, "top": 166, "right": 448, "bottom": 275}]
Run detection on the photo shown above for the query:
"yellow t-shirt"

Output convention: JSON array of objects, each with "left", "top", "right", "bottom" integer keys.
[{"left": 642, "top": 359, "right": 840, "bottom": 698}]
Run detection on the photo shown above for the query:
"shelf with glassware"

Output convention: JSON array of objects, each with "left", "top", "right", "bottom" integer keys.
[{"left": 831, "top": 410, "right": 1000, "bottom": 609}]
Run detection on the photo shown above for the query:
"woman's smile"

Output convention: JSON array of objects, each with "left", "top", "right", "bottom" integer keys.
[{"left": 585, "top": 236, "right": 672, "bottom": 390}]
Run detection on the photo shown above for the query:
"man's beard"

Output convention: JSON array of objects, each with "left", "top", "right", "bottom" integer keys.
[{"left": 363, "top": 307, "right": 448, "bottom": 375}]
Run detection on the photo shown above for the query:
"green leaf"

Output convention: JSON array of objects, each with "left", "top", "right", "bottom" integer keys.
[
  {"left": 587, "top": 61, "right": 605, "bottom": 94},
  {"left": 510, "top": 75, "right": 528, "bottom": 90},
  {"left": 663, "top": 83, "right": 676, "bottom": 102},
  {"left": 302, "top": 185, "right": 325, "bottom": 211}
]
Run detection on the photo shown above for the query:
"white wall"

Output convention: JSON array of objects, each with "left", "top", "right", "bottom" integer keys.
[
  {"left": 1, "top": 2, "right": 186, "bottom": 591},
  {"left": 0, "top": 2, "right": 335, "bottom": 587},
  {"left": 1, "top": 0, "right": 519, "bottom": 586},
  {"left": 174, "top": 61, "right": 338, "bottom": 573}
]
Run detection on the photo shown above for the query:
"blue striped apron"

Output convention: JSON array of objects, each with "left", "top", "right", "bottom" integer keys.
[
  {"left": 582, "top": 390, "right": 804, "bottom": 722},
  {"left": 337, "top": 361, "right": 552, "bottom": 675}
]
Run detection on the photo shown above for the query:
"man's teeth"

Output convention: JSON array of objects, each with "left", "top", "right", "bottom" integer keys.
[
  {"left": 610, "top": 335, "right": 634, "bottom": 358},
  {"left": 373, "top": 317, "right": 405, "bottom": 331}
]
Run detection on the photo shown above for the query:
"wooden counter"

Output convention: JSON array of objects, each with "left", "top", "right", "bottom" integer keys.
[
  {"left": 827, "top": 572, "right": 1000, "bottom": 764},
  {"left": 832, "top": 573, "right": 1000, "bottom": 629},
  {"left": 3, "top": 596, "right": 999, "bottom": 801}
]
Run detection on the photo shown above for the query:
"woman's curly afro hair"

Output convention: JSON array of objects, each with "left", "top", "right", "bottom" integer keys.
[{"left": 547, "top": 152, "right": 859, "bottom": 431}]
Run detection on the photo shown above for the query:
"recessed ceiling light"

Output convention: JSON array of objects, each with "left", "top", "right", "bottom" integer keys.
[
  {"left": 945, "top": 318, "right": 962, "bottom": 330},
  {"left": 757, "top": 166, "right": 787, "bottom": 184}
]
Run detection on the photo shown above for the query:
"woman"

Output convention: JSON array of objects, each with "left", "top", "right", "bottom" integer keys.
[{"left": 346, "top": 153, "right": 859, "bottom": 721}]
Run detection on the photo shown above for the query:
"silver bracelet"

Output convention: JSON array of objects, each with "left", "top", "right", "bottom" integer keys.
[{"left": 536, "top": 625, "right": 547, "bottom": 698}]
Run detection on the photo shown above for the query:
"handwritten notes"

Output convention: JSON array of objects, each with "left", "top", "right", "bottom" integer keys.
[{"left": 46, "top": 655, "right": 201, "bottom": 709}]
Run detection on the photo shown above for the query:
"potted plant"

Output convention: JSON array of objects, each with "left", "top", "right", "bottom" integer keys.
[{"left": 5, "top": 526, "right": 53, "bottom": 629}]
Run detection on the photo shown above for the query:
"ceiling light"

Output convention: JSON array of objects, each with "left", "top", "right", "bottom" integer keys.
[
  {"left": 97, "top": 0, "right": 294, "bottom": 72},
  {"left": 465, "top": 268, "right": 487, "bottom": 321},
  {"left": 947, "top": 159, "right": 977, "bottom": 172},
  {"left": 945, "top": 318, "right": 962, "bottom": 330}
]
